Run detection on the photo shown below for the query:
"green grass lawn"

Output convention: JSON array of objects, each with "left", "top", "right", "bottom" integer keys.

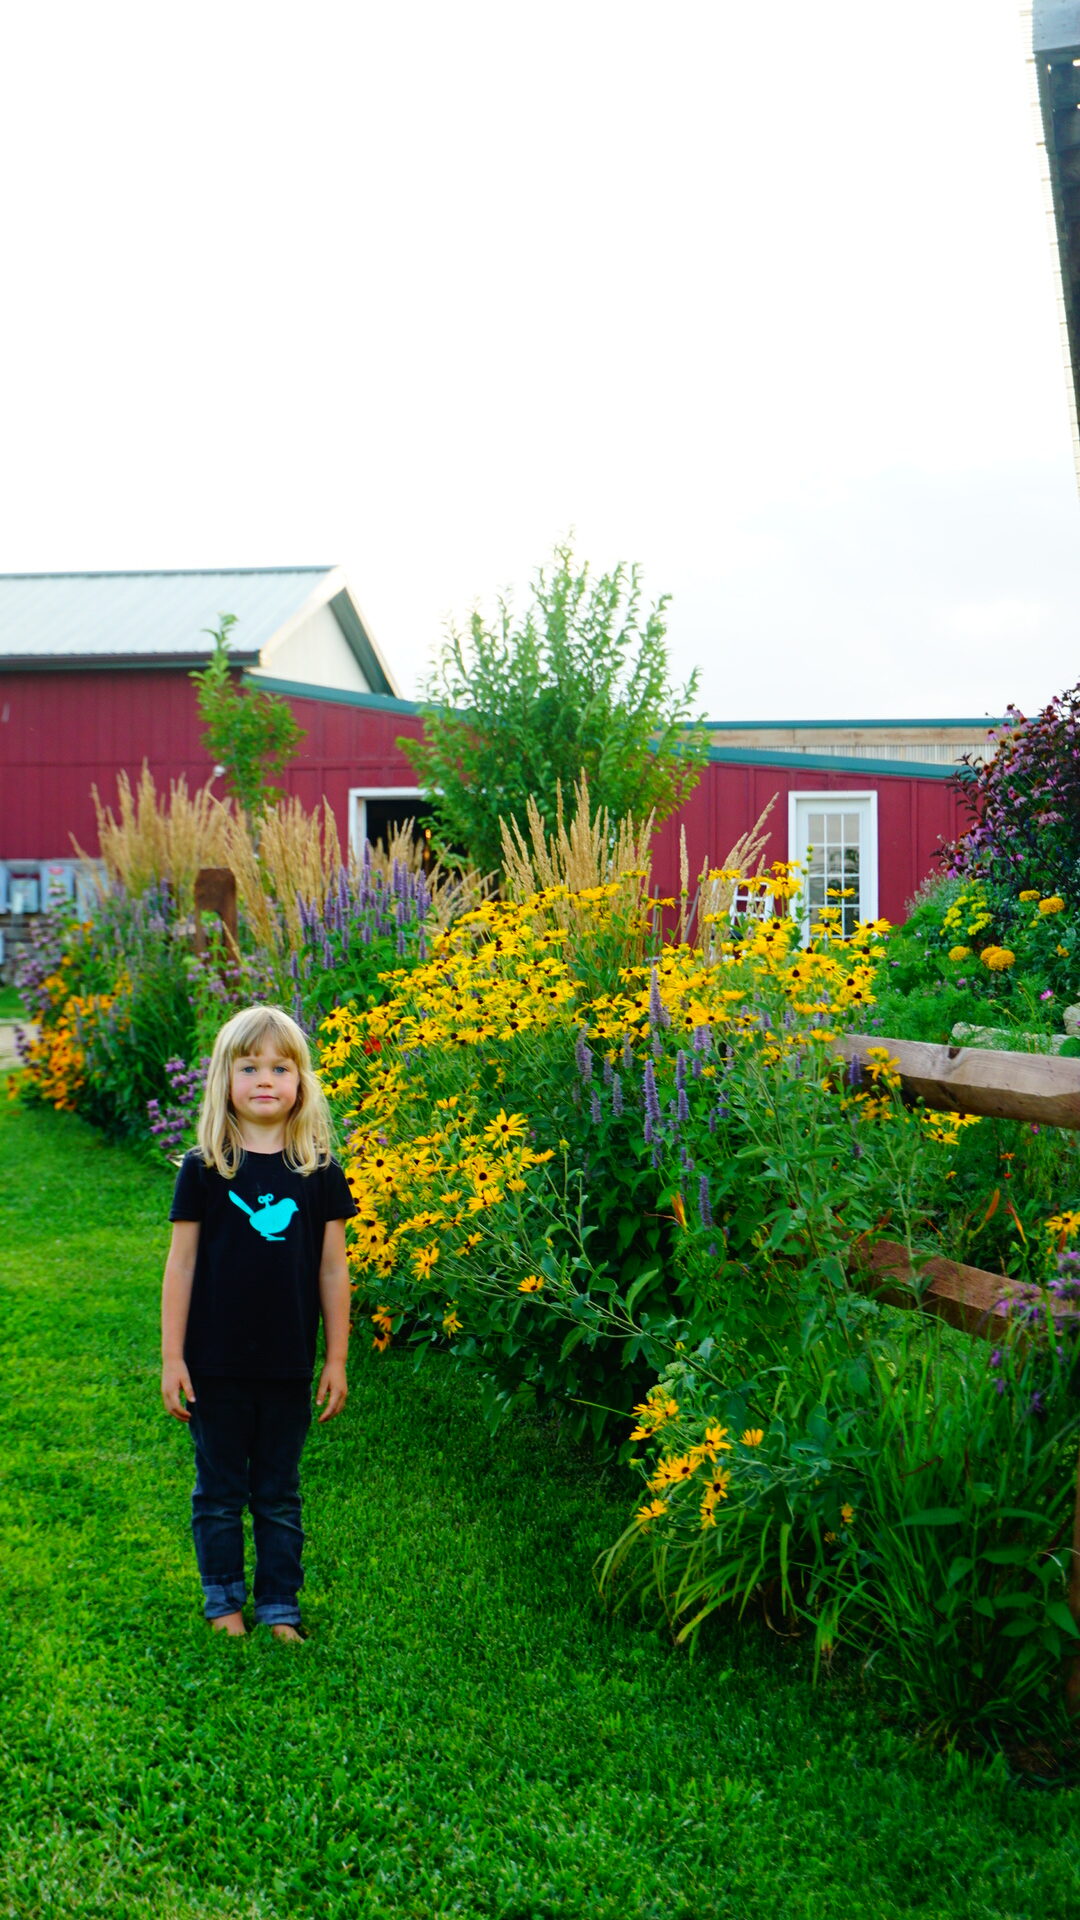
[
  {"left": 2, "top": 1104, "right": 1080, "bottom": 1920},
  {"left": 0, "top": 983, "right": 25, "bottom": 1019}
]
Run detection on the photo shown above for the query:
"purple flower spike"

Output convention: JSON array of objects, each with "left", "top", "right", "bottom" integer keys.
[
  {"left": 698, "top": 1174, "right": 713, "bottom": 1227},
  {"left": 643, "top": 1058, "right": 661, "bottom": 1127},
  {"left": 590, "top": 1090, "right": 602, "bottom": 1125},
  {"left": 612, "top": 1073, "right": 623, "bottom": 1117},
  {"left": 575, "top": 1031, "right": 594, "bottom": 1080}
]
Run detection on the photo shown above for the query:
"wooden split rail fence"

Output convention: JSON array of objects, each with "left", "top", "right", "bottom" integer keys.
[{"left": 834, "top": 1034, "right": 1080, "bottom": 1711}]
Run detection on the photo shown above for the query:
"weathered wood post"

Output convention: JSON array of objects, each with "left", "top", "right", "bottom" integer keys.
[
  {"left": 193, "top": 867, "right": 239, "bottom": 961},
  {"left": 836, "top": 1035, "right": 1080, "bottom": 1711}
]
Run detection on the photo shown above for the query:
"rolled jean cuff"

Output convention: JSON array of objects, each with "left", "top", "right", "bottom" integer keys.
[
  {"left": 201, "top": 1573, "right": 247, "bottom": 1620},
  {"left": 255, "top": 1600, "right": 302, "bottom": 1627}
]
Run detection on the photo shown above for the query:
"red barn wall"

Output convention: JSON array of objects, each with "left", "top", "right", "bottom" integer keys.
[
  {"left": 0, "top": 670, "right": 968, "bottom": 926},
  {"left": 0, "top": 671, "right": 423, "bottom": 861},
  {"left": 650, "top": 762, "right": 970, "bottom": 927}
]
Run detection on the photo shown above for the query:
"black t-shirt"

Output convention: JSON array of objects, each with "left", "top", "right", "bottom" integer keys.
[{"left": 169, "top": 1149, "right": 357, "bottom": 1379}]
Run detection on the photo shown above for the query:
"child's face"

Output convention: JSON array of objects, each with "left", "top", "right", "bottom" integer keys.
[{"left": 229, "top": 1042, "right": 300, "bottom": 1132}]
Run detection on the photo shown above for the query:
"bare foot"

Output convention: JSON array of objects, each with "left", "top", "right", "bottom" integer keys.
[
  {"left": 210, "top": 1611, "right": 246, "bottom": 1637},
  {"left": 270, "top": 1623, "right": 304, "bottom": 1642}
]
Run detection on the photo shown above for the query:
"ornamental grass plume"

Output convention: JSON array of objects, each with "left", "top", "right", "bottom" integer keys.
[
  {"left": 499, "top": 772, "right": 654, "bottom": 911},
  {"left": 78, "top": 765, "right": 231, "bottom": 911}
]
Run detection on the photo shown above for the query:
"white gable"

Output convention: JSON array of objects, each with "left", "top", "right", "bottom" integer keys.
[{"left": 252, "top": 600, "right": 371, "bottom": 694}]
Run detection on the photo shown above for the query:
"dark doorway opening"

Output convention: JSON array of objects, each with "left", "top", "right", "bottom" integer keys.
[{"left": 363, "top": 797, "right": 438, "bottom": 872}]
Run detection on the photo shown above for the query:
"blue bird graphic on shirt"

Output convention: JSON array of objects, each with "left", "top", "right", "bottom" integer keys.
[{"left": 229, "top": 1191, "right": 299, "bottom": 1242}]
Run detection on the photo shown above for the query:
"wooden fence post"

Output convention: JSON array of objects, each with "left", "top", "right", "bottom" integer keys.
[
  {"left": 837, "top": 1034, "right": 1080, "bottom": 1711},
  {"left": 193, "top": 867, "right": 239, "bottom": 961}
]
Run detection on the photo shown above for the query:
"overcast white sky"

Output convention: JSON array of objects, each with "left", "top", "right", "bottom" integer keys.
[{"left": 2, "top": 0, "right": 1078, "bottom": 720}]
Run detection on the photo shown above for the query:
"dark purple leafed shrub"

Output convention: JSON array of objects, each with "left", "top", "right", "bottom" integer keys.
[{"left": 944, "top": 689, "right": 1080, "bottom": 912}]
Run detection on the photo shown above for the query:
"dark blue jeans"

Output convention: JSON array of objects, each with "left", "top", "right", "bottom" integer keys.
[{"left": 188, "top": 1376, "right": 312, "bottom": 1626}]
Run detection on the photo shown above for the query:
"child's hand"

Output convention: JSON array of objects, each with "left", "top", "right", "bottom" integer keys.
[
  {"left": 162, "top": 1360, "right": 196, "bottom": 1422},
  {"left": 316, "top": 1360, "right": 348, "bottom": 1423}
]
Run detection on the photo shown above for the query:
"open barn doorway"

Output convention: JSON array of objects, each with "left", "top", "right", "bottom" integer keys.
[{"left": 348, "top": 787, "right": 438, "bottom": 872}]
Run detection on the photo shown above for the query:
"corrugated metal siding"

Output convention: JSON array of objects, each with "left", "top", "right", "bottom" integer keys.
[{"left": 0, "top": 568, "right": 331, "bottom": 661}]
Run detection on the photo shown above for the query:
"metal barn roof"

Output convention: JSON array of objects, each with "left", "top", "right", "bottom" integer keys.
[{"left": 0, "top": 565, "right": 398, "bottom": 695}]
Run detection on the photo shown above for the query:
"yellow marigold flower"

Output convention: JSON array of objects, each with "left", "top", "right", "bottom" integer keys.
[
  {"left": 980, "top": 946, "right": 1015, "bottom": 971},
  {"left": 518, "top": 1273, "right": 544, "bottom": 1292},
  {"left": 948, "top": 946, "right": 971, "bottom": 962},
  {"left": 1039, "top": 896, "right": 1066, "bottom": 916},
  {"left": 740, "top": 1428, "right": 764, "bottom": 1447},
  {"left": 1018, "top": 889, "right": 1040, "bottom": 903}
]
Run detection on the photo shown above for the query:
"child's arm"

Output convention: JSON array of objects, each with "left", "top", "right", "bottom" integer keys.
[
  {"left": 316, "top": 1218, "right": 350, "bottom": 1424},
  {"left": 161, "top": 1220, "right": 200, "bottom": 1421}
]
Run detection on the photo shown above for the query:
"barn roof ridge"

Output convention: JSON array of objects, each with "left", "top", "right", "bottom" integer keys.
[{"left": 0, "top": 564, "right": 331, "bottom": 581}]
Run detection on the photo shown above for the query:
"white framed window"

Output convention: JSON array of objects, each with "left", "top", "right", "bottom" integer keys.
[
  {"left": 788, "top": 791, "right": 878, "bottom": 939},
  {"left": 348, "top": 787, "right": 427, "bottom": 856}
]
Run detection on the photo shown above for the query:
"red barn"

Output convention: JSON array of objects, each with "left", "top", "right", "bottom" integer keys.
[{"left": 0, "top": 568, "right": 989, "bottom": 937}]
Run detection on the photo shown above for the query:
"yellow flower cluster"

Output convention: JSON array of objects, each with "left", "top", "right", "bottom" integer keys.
[
  {"left": 317, "top": 874, "right": 891, "bottom": 1322},
  {"left": 980, "top": 946, "right": 1016, "bottom": 971},
  {"left": 1038, "top": 896, "right": 1065, "bottom": 917},
  {"left": 21, "top": 989, "right": 123, "bottom": 1111},
  {"left": 322, "top": 878, "right": 886, "bottom": 1092},
  {"left": 633, "top": 1415, "right": 768, "bottom": 1533},
  {"left": 333, "top": 1055, "right": 555, "bottom": 1342},
  {"left": 920, "top": 1110, "right": 981, "bottom": 1149},
  {"left": 941, "top": 889, "right": 993, "bottom": 942}
]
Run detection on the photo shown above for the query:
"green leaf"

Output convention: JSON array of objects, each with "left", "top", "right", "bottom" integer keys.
[
  {"left": 559, "top": 1325, "right": 587, "bottom": 1362},
  {"left": 1045, "top": 1601, "right": 1080, "bottom": 1639},
  {"left": 622, "top": 1266, "right": 659, "bottom": 1320},
  {"left": 897, "top": 1509, "right": 965, "bottom": 1528},
  {"left": 999, "top": 1617, "right": 1041, "bottom": 1639},
  {"left": 945, "top": 1556, "right": 976, "bottom": 1589}
]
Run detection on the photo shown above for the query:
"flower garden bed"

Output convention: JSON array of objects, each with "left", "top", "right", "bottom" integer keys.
[{"left": 11, "top": 768, "right": 1080, "bottom": 1747}]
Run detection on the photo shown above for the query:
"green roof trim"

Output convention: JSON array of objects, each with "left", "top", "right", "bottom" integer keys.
[
  {"left": 706, "top": 745, "right": 961, "bottom": 779},
  {"left": 695, "top": 716, "right": 1004, "bottom": 731},
  {"left": 243, "top": 675, "right": 421, "bottom": 718},
  {"left": 327, "top": 589, "right": 395, "bottom": 697}
]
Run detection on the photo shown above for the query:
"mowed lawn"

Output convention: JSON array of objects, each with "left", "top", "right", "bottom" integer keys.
[{"left": 2, "top": 1103, "right": 1080, "bottom": 1920}]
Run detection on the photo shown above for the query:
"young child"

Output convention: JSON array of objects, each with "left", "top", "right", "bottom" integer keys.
[{"left": 161, "top": 1005, "right": 356, "bottom": 1641}]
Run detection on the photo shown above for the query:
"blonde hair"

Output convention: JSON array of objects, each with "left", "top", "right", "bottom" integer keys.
[{"left": 197, "top": 1005, "right": 333, "bottom": 1177}]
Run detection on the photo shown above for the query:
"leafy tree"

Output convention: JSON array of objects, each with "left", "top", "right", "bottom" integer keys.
[
  {"left": 400, "top": 545, "right": 708, "bottom": 874},
  {"left": 191, "top": 615, "right": 306, "bottom": 819}
]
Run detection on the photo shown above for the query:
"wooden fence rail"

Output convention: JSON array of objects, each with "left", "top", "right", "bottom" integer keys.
[{"left": 837, "top": 1035, "right": 1080, "bottom": 1711}]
